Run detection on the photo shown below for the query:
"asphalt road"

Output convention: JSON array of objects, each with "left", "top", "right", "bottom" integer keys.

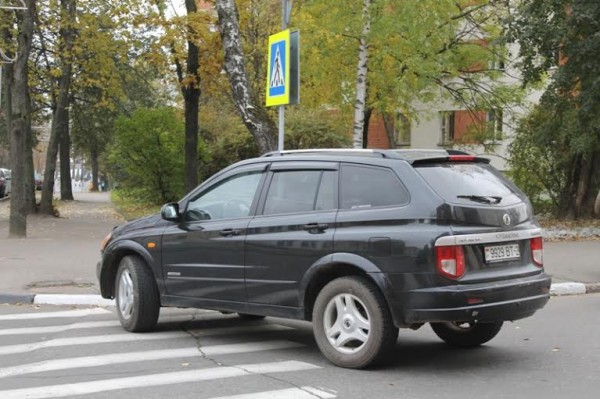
[{"left": 0, "top": 294, "right": 598, "bottom": 399}]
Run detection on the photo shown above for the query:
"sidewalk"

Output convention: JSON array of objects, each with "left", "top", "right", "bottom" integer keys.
[
  {"left": 0, "top": 192, "right": 124, "bottom": 302},
  {"left": 0, "top": 193, "right": 598, "bottom": 305}
]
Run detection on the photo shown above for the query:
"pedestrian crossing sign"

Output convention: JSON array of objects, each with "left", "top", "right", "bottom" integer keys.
[{"left": 266, "top": 30, "right": 291, "bottom": 107}]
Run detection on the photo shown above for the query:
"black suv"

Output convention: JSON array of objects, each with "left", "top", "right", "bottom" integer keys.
[{"left": 98, "top": 149, "right": 551, "bottom": 368}]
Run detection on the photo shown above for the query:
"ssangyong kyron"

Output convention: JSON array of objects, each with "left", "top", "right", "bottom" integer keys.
[{"left": 98, "top": 149, "right": 551, "bottom": 368}]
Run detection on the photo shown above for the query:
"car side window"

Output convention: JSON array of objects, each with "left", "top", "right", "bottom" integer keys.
[
  {"left": 185, "top": 171, "right": 263, "bottom": 221},
  {"left": 315, "top": 171, "right": 336, "bottom": 211},
  {"left": 263, "top": 170, "right": 324, "bottom": 215},
  {"left": 340, "top": 164, "right": 409, "bottom": 210}
]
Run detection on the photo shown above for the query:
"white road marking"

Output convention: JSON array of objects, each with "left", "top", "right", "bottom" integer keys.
[
  {"left": 0, "top": 331, "right": 187, "bottom": 356},
  {"left": 0, "top": 361, "right": 321, "bottom": 399},
  {"left": 0, "top": 340, "right": 303, "bottom": 378},
  {"left": 0, "top": 308, "right": 110, "bottom": 321},
  {"left": 208, "top": 386, "right": 337, "bottom": 399},
  {"left": 0, "top": 320, "right": 120, "bottom": 336}
]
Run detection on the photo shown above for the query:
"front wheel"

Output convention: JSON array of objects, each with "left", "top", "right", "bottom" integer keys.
[
  {"left": 312, "top": 276, "right": 398, "bottom": 369},
  {"left": 430, "top": 321, "right": 503, "bottom": 348},
  {"left": 115, "top": 256, "right": 160, "bottom": 332}
]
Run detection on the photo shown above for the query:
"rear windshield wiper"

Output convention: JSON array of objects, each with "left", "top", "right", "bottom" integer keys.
[{"left": 457, "top": 195, "right": 502, "bottom": 204}]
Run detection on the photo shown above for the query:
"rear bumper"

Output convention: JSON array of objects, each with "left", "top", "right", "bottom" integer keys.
[{"left": 392, "top": 273, "right": 551, "bottom": 326}]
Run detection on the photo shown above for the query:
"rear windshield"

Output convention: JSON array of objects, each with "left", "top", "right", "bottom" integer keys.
[{"left": 415, "top": 163, "right": 523, "bottom": 206}]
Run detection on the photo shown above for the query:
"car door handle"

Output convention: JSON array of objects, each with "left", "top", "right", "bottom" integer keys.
[
  {"left": 220, "top": 228, "right": 241, "bottom": 237},
  {"left": 302, "top": 223, "right": 329, "bottom": 233}
]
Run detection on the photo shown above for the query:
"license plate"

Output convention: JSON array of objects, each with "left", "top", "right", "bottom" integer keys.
[{"left": 484, "top": 243, "right": 520, "bottom": 263}]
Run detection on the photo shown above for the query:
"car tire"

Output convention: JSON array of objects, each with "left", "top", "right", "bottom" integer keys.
[
  {"left": 237, "top": 313, "right": 266, "bottom": 320},
  {"left": 312, "top": 276, "right": 398, "bottom": 369},
  {"left": 115, "top": 255, "right": 160, "bottom": 332},
  {"left": 0, "top": 186, "right": 4, "bottom": 198},
  {"left": 430, "top": 321, "right": 503, "bottom": 348}
]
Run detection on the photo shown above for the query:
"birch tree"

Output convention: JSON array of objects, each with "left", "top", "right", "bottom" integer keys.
[
  {"left": 352, "top": 0, "right": 371, "bottom": 148},
  {"left": 298, "top": 0, "right": 520, "bottom": 145},
  {"left": 215, "top": 0, "right": 276, "bottom": 154}
]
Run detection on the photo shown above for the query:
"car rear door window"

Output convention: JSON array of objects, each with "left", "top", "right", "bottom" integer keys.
[
  {"left": 263, "top": 171, "right": 322, "bottom": 215},
  {"left": 340, "top": 164, "right": 409, "bottom": 210},
  {"left": 315, "top": 171, "right": 336, "bottom": 211}
]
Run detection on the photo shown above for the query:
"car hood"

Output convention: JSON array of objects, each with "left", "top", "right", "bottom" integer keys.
[{"left": 114, "top": 213, "right": 163, "bottom": 236}]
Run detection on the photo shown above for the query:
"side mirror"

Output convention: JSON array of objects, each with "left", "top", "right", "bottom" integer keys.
[{"left": 161, "top": 203, "right": 180, "bottom": 222}]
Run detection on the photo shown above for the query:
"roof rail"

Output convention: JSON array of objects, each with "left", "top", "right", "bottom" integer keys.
[{"left": 261, "top": 148, "right": 400, "bottom": 159}]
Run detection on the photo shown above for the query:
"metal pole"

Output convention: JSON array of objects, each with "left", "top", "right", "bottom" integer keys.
[{"left": 277, "top": 0, "right": 288, "bottom": 152}]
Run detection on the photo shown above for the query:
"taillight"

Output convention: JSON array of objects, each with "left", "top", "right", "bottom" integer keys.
[
  {"left": 530, "top": 237, "right": 543, "bottom": 267},
  {"left": 435, "top": 245, "right": 465, "bottom": 279}
]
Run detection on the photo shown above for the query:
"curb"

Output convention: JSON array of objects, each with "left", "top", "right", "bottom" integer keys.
[
  {"left": 1, "top": 282, "right": 599, "bottom": 306},
  {"left": 1, "top": 294, "right": 114, "bottom": 306}
]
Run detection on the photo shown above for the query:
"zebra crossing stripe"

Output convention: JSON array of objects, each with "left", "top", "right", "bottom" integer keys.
[
  {"left": 0, "top": 331, "right": 187, "bottom": 356},
  {"left": 0, "top": 340, "right": 304, "bottom": 378},
  {"left": 0, "top": 360, "right": 321, "bottom": 399},
  {"left": 0, "top": 320, "right": 120, "bottom": 336},
  {"left": 208, "top": 386, "right": 337, "bottom": 399},
  {"left": 0, "top": 308, "right": 110, "bottom": 321}
]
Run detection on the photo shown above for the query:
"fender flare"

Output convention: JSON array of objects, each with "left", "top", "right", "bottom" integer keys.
[
  {"left": 298, "top": 253, "right": 399, "bottom": 318},
  {"left": 100, "top": 240, "right": 161, "bottom": 298}
]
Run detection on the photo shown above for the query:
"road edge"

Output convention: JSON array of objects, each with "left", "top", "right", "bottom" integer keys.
[{"left": 1, "top": 282, "right": 599, "bottom": 306}]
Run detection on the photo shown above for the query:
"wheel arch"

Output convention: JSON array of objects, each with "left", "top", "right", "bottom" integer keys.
[
  {"left": 100, "top": 241, "right": 157, "bottom": 299},
  {"left": 300, "top": 253, "right": 397, "bottom": 322}
]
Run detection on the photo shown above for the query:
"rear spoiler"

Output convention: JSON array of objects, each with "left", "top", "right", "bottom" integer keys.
[{"left": 411, "top": 154, "right": 491, "bottom": 165}]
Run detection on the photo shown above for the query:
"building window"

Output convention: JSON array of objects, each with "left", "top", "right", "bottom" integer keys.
[
  {"left": 395, "top": 113, "right": 411, "bottom": 146},
  {"left": 487, "top": 110, "right": 503, "bottom": 142},
  {"left": 488, "top": 44, "right": 506, "bottom": 71},
  {"left": 440, "top": 111, "right": 456, "bottom": 143}
]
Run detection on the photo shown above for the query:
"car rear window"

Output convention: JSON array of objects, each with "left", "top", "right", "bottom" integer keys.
[{"left": 415, "top": 163, "right": 523, "bottom": 206}]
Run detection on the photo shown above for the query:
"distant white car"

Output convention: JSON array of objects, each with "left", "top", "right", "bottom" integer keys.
[{"left": 0, "top": 168, "right": 11, "bottom": 198}]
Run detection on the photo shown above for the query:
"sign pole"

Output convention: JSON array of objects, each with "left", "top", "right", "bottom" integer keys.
[{"left": 278, "top": 0, "right": 288, "bottom": 152}]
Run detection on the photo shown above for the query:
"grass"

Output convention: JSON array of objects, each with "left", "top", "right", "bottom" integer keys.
[{"left": 111, "top": 190, "right": 162, "bottom": 221}]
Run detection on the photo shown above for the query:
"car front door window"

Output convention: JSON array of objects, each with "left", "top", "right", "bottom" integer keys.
[{"left": 185, "top": 172, "right": 263, "bottom": 221}]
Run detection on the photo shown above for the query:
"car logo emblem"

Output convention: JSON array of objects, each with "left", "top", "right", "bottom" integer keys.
[{"left": 503, "top": 214, "right": 511, "bottom": 226}]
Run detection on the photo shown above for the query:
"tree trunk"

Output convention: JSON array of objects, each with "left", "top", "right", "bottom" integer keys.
[
  {"left": 59, "top": 105, "right": 73, "bottom": 200},
  {"left": 90, "top": 147, "right": 99, "bottom": 192},
  {"left": 573, "top": 155, "right": 592, "bottom": 219},
  {"left": 40, "top": 0, "right": 76, "bottom": 214},
  {"left": 182, "top": 0, "right": 200, "bottom": 194},
  {"left": 8, "top": 0, "right": 35, "bottom": 237},
  {"left": 352, "top": 0, "right": 371, "bottom": 149},
  {"left": 23, "top": 119, "right": 35, "bottom": 212},
  {"left": 382, "top": 112, "right": 396, "bottom": 149},
  {"left": 215, "top": 0, "right": 277, "bottom": 154},
  {"left": 362, "top": 107, "right": 373, "bottom": 148},
  {"left": 2, "top": 62, "right": 13, "bottom": 162}
]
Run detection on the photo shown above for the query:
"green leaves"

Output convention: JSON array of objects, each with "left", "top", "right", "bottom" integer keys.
[{"left": 108, "top": 108, "right": 186, "bottom": 204}]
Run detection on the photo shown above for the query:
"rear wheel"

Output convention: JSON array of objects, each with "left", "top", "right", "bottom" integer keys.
[
  {"left": 312, "top": 276, "right": 398, "bottom": 369},
  {"left": 430, "top": 321, "right": 503, "bottom": 347},
  {"left": 115, "top": 256, "right": 160, "bottom": 332}
]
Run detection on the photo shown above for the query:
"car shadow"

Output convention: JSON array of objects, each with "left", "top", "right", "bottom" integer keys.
[{"left": 148, "top": 311, "right": 527, "bottom": 371}]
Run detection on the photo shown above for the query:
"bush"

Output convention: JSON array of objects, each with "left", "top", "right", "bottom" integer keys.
[
  {"left": 285, "top": 107, "right": 351, "bottom": 149},
  {"left": 107, "top": 108, "right": 186, "bottom": 204}
]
